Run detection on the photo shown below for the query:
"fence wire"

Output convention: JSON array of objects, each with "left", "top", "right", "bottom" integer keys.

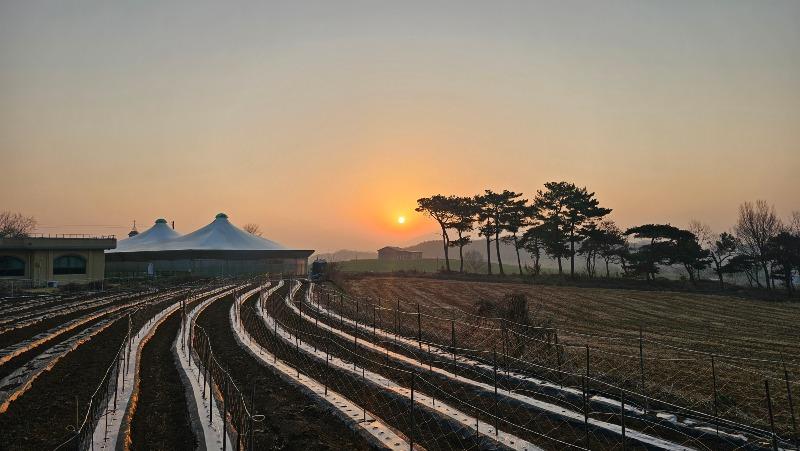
[{"left": 309, "top": 282, "right": 798, "bottom": 451}]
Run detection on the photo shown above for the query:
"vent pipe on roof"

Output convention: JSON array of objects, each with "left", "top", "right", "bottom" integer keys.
[{"left": 172, "top": 221, "right": 175, "bottom": 229}]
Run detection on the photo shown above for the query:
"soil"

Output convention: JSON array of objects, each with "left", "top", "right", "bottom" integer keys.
[
  {"left": 0, "top": 293, "right": 138, "bottom": 350},
  {"left": 0, "top": 291, "right": 182, "bottom": 450},
  {"left": 195, "top": 293, "right": 372, "bottom": 450},
  {"left": 0, "top": 318, "right": 128, "bottom": 450},
  {"left": 129, "top": 310, "right": 196, "bottom": 451}
]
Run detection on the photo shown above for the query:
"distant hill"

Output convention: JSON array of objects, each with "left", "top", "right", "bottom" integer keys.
[
  {"left": 318, "top": 238, "right": 713, "bottom": 281},
  {"left": 320, "top": 239, "right": 584, "bottom": 274},
  {"left": 335, "top": 258, "right": 519, "bottom": 274}
]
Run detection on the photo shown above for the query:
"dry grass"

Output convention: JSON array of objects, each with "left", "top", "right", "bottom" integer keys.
[
  {"left": 338, "top": 275, "right": 800, "bottom": 438},
  {"left": 341, "top": 276, "right": 800, "bottom": 361}
]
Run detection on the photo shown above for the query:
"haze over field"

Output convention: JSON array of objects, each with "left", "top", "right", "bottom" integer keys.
[{"left": 1, "top": 1, "right": 799, "bottom": 252}]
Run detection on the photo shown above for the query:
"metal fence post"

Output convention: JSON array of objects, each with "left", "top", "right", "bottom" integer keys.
[
  {"left": 620, "top": 388, "right": 626, "bottom": 451},
  {"left": 222, "top": 376, "right": 227, "bottom": 451},
  {"left": 417, "top": 303, "right": 422, "bottom": 349},
  {"left": 766, "top": 380, "right": 778, "bottom": 451},
  {"left": 639, "top": 326, "right": 647, "bottom": 414},
  {"left": 493, "top": 347, "right": 498, "bottom": 437},
  {"left": 554, "top": 331, "right": 563, "bottom": 388},
  {"left": 209, "top": 359, "right": 213, "bottom": 424},
  {"left": 395, "top": 299, "right": 400, "bottom": 344},
  {"left": 784, "top": 364, "right": 798, "bottom": 451},
  {"left": 249, "top": 383, "right": 256, "bottom": 451},
  {"left": 711, "top": 355, "right": 719, "bottom": 438},
  {"left": 451, "top": 319, "right": 456, "bottom": 374},
  {"left": 582, "top": 375, "right": 590, "bottom": 449},
  {"left": 410, "top": 371, "right": 415, "bottom": 451},
  {"left": 503, "top": 322, "right": 509, "bottom": 379},
  {"left": 202, "top": 349, "right": 208, "bottom": 400},
  {"left": 585, "top": 345, "right": 590, "bottom": 378},
  {"left": 325, "top": 331, "right": 330, "bottom": 396}
]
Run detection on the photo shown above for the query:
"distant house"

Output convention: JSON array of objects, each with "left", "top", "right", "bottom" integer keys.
[{"left": 377, "top": 246, "right": 423, "bottom": 261}]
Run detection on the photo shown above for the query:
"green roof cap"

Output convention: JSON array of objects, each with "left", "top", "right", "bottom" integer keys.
[
  {"left": 155, "top": 218, "right": 167, "bottom": 224},
  {"left": 215, "top": 213, "right": 228, "bottom": 219}
]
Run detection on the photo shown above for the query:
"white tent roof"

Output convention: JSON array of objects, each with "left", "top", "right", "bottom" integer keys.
[
  {"left": 161, "top": 213, "right": 285, "bottom": 251},
  {"left": 108, "top": 218, "right": 180, "bottom": 253}
]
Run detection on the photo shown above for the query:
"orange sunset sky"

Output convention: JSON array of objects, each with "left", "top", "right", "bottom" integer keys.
[{"left": 2, "top": 1, "right": 799, "bottom": 253}]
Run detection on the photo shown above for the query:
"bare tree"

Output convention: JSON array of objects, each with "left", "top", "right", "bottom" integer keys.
[
  {"left": 243, "top": 223, "right": 262, "bottom": 236},
  {"left": 687, "top": 220, "right": 713, "bottom": 249},
  {"left": 734, "top": 200, "right": 782, "bottom": 289},
  {"left": 789, "top": 211, "right": 800, "bottom": 235},
  {"left": 687, "top": 220, "right": 714, "bottom": 280},
  {"left": 0, "top": 212, "right": 37, "bottom": 238}
]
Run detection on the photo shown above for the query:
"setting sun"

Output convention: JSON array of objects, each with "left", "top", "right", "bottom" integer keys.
[{"left": 397, "top": 216, "right": 406, "bottom": 224}]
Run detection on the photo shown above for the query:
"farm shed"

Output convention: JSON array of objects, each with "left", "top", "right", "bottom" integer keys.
[
  {"left": 105, "top": 213, "right": 313, "bottom": 277},
  {"left": 0, "top": 235, "right": 116, "bottom": 287},
  {"left": 377, "top": 246, "right": 423, "bottom": 261}
]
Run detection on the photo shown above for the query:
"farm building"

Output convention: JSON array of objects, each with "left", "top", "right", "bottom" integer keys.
[
  {"left": 377, "top": 246, "right": 423, "bottom": 261},
  {"left": 105, "top": 213, "right": 313, "bottom": 277},
  {"left": 0, "top": 235, "right": 116, "bottom": 287}
]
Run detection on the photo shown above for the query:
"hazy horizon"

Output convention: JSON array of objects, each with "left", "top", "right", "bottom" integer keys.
[{"left": 2, "top": 1, "right": 799, "bottom": 253}]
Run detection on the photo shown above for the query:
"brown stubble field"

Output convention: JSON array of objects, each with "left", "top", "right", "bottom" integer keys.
[
  {"left": 340, "top": 275, "right": 800, "bottom": 362},
  {"left": 338, "top": 275, "right": 800, "bottom": 436}
]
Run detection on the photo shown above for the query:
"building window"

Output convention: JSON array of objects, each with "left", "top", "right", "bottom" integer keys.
[
  {"left": 53, "top": 255, "right": 86, "bottom": 275},
  {"left": 0, "top": 256, "right": 25, "bottom": 277}
]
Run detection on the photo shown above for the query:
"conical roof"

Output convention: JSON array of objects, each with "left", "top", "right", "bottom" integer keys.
[
  {"left": 162, "top": 213, "right": 285, "bottom": 251},
  {"left": 108, "top": 218, "right": 181, "bottom": 253}
]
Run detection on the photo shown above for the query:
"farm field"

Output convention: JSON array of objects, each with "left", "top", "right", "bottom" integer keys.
[
  {"left": 339, "top": 276, "right": 800, "bottom": 362},
  {"left": 1, "top": 275, "right": 796, "bottom": 451},
  {"left": 328, "top": 275, "right": 800, "bottom": 448}
]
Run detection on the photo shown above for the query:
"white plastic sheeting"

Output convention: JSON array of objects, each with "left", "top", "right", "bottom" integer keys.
[
  {"left": 174, "top": 286, "right": 239, "bottom": 450},
  {"left": 297, "top": 285, "right": 696, "bottom": 451},
  {"left": 231, "top": 281, "right": 410, "bottom": 450},
  {"left": 164, "top": 213, "right": 284, "bottom": 251},
  {"left": 108, "top": 214, "right": 286, "bottom": 253},
  {"left": 262, "top": 281, "right": 542, "bottom": 451},
  {"left": 108, "top": 219, "right": 180, "bottom": 253}
]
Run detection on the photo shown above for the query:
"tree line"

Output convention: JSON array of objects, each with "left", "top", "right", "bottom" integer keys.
[{"left": 416, "top": 185, "right": 800, "bottom": 294}]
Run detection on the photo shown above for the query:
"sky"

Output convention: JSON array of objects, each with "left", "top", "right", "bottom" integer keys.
[{"left": 1, "top": 1, "right": 799, "bottom": 253}]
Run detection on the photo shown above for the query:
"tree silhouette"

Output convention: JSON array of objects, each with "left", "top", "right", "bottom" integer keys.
[
  {"left": 475, "top": 190, "right": 526, "bottom": 276},
  {"left": 519, "top": 226, "right": 545, "bottom": 276},
  {"left": 707, "top": 232, "right": 737, "bottom": 289},
  {"left": 474, "top": 194, "right": 497, "bottom": 275},
  {"left": 533, "top": 182, "right": 611, "bottom": 277},
  {"left": 766, "top": 231, "right": 800, "bottom": 294},
  {"left": 500, "top": 196, "right": 532, "bottom": 275},
  {"left": 624, "top": 224, "right": 683, "bottom": 281},
  {"left": 579, "top": 220, "right": 625, "bottom": 278},
  {"left": 448, "top": 196, "right": 478, "bottom": 273},
  {"left": 416, "top": 195, "right": 459, "bottom": 272}
]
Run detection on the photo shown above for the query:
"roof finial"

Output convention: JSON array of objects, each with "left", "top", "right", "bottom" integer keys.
[{"left": 128, "top": 220, "right": 139, "bottom": 238}]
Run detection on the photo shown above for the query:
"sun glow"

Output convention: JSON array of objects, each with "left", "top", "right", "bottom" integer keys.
[{"left": 397, "top": 216, "right": 406, "bottom": 224}]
